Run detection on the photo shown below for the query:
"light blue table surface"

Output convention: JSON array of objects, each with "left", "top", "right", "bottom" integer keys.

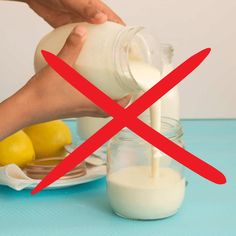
[{"left": 0, "top": 120, "right": 235, "bottom": 236}]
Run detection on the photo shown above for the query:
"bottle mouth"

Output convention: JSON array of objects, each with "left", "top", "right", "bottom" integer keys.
[{"left": 112, "top": 26, "right": 162, "bottom": 92}]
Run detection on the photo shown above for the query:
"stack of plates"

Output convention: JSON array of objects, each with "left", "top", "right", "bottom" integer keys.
[{"left": 24, "top": 157, "right": 86, "bottom": 180}]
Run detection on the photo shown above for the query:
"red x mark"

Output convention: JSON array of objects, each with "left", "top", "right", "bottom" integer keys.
[{"left": 32, "top": 48, "right": 226, "bottom": 194}]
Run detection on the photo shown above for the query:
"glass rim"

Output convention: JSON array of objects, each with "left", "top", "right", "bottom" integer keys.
[{"left": 112, "top": 117, "right": 183, "bottom": 143}]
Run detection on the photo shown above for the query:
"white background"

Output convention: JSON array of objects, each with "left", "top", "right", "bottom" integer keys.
[{"left": 0, "top": 0, "right": 235, "bottom": 118}]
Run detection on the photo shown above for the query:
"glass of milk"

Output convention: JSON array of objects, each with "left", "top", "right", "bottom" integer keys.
[{"left": 107, "top": 118, "right": 186, "bottom": 220}]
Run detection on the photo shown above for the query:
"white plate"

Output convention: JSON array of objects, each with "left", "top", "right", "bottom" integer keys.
[
  {"left": 0, "top": 164, "right": 106, "bottom": 191},
  {"left": 25, "top": 167, "right": 106, "bottom": 190}
]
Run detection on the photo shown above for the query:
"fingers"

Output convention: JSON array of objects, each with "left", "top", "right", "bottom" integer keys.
[
  {"left": 64, "top": 0, "right": 107, "bottom": 24},
  {"left": 94, "top": 0, "right": 125, "bottom": 25},
  {"left": 57, "top": 25, "right": 87, "bottom": 65},
  {"left": 83, "top": 3, "right": 108, "bottom": 24},
  {"left": 64, "top": 0, "right": 124, "bottom": 25}
]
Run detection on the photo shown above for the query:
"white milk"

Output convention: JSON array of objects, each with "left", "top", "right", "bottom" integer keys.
[
  {"left": 107, "top": 166, "right": 185, "bottom": 220},
  {"left": 129, "top": 61, "right": 163, "bottom": 177}
]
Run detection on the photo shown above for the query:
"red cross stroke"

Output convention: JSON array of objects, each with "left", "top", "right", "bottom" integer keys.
[{"left": 32, "top": 48, "right": 226, "bottom": 194}]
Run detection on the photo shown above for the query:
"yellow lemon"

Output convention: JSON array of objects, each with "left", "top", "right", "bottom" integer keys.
[
  {"left": 24, "top": 120, "right": 72, "bottom": 158},
  {"left": 0, "top": 131, "right": 35, "bottom": 167}
]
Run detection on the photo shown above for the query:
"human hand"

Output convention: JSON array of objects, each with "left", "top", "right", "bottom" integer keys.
[{"left": 24, "top": 0, "right": 124, "bottom": 27}]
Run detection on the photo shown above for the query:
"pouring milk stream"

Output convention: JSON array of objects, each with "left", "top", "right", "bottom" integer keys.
[{"left": 34, "top": 22, "right": 185, "bottom": 219}]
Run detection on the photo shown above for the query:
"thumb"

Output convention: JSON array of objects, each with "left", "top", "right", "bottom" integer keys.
[{"left": 57, "top": 25, "right": 87, "bottom": 66}]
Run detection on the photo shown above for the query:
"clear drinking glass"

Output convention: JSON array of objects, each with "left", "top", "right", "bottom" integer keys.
[{"left": 107, "top": 118, "right": 186, "bottom": 220}]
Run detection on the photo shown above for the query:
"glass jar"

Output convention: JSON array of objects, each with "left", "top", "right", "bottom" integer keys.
[
  {"left": 34, "top": 21, "right": 161, "bottom": 99},
  {"left": 107, "top": 117, "right": 186, "bottom": 220}
]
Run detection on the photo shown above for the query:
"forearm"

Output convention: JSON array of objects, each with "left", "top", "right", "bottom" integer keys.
[{"left": 0, "top": 83, "right": 38, "bottom": 141}]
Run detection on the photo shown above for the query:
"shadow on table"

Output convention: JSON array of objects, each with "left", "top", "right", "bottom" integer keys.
[{"left": 0, "top": 177, "right": 113, "bottom": 215}]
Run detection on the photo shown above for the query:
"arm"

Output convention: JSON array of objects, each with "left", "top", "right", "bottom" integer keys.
[{"left": 0, "top": 86, "right": 34, "bottom": 140}]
